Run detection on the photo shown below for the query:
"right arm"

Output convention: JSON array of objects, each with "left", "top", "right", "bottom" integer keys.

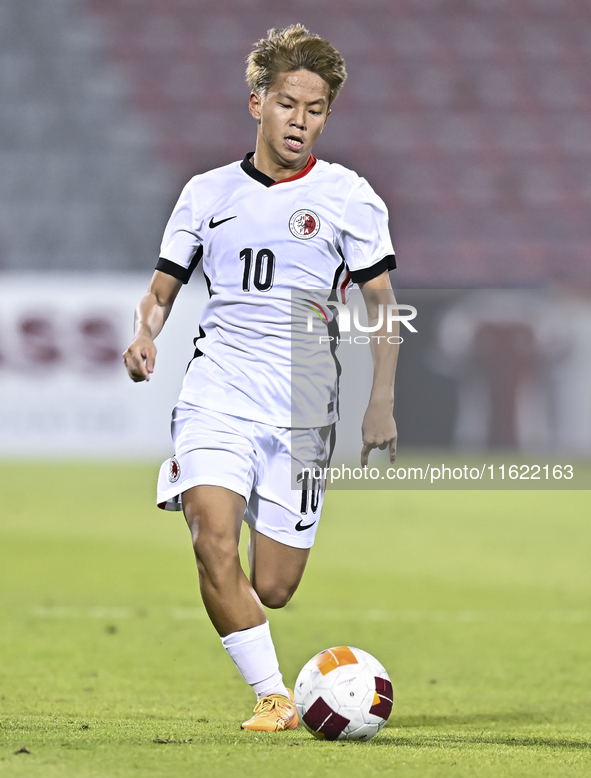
[{"left": 122, "top": 270, "right": 182, "bottom": 382}]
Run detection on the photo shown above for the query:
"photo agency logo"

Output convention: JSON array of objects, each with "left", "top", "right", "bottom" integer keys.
[{"left": 303, "top": 299, "right": 418, "bottom": 344}]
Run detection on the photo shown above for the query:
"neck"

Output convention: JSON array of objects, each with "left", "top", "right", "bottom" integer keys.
[{"left": 252, "top": 143, "right": 311, "bottom": 183}]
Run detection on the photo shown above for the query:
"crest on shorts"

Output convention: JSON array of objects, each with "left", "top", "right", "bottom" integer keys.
[
  {"left": 168, "top": 457, "right": 181, "bottom": 483},
  {"left": 289, "top": 209, "right": 320, "bottom": 240}
]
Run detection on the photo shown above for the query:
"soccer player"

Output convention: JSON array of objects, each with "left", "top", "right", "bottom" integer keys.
[{"left": 123, "top": 25, "right": 399, "bottom": 732}]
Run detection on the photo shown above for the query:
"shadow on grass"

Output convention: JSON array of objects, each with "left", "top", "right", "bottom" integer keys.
[
  {"left": 389, "top": 711, "right": 544, "bottom": 728},
  {"left": 144, "top": 725, "right": 591, "bottom": 752},
  {"left": 378, "top": 711, "right": 591, "bottom": 750},
  {"left": 376, "top": 731, "right": 591, "bottom": 751}
]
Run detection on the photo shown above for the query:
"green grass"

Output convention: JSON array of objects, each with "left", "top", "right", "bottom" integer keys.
[{"left": 1, "top": 464, "right": 590, "bottom": 777}]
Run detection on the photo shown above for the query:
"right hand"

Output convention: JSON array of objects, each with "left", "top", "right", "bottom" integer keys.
[{"left": 123, "top": 335, "right": 157, "bottom": 382}]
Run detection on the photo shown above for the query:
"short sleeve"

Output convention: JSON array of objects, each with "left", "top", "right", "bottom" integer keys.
[
  {"left": 156, "top": 182, "right": 202, "bottom": 284},
  {"left": 339, "top": 179, "right": 396, "bottom": 284}
]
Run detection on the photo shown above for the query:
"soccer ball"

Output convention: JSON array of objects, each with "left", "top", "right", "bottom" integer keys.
[{"left": 294, "top": 646, "right": 393, "bottom": 741}]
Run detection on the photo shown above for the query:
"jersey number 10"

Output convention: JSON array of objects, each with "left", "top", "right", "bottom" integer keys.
[{"left": 240, "top": 248, "right": 276, "bottom": 292}]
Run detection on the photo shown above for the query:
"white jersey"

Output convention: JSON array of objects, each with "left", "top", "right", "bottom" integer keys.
[{"left": 157, "top": 154, "right": 395, "bottom": 428}]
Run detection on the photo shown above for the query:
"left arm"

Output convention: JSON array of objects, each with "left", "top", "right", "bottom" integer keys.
[{"left": 358, "top": 270, "right": 399, "bottom": 466}]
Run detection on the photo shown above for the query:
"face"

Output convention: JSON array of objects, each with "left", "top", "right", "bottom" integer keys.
[{"left": 249, "top": 70, "right": 331, "bottom": 169}]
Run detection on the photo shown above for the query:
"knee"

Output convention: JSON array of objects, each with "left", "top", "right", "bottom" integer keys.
[
  {"left": 194, "top": 542, "right": 241, "bottom": 593},
  {"left": 193, "top": 530, "right": 238, "bottom": 570},
  {"left": 256, "top": 584, "right": 294, "bottom": 610},
  {"left": 186, "top": 518, "right": 239, "bottom": 579}
]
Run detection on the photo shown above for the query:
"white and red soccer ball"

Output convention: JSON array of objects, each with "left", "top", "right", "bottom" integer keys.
[{"left": 294, "top": 646, "right": 393, "bottom": 741}]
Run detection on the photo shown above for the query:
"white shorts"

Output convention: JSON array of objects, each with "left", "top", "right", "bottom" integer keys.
[{"left": 156, "top": 402, "right": 335, "bottom": 549}]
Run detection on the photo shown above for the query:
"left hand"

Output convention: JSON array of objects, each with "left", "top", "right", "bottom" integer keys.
[{"left": 361, "top": 401, "right": 397, "bottom": 466}]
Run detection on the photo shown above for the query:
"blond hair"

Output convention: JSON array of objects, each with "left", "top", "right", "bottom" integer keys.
[{"left": 246, "top": 25, "right": 347, "bottom": 108}]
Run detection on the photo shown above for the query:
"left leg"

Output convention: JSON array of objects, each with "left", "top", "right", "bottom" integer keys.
[
  {"left": 245, "top": 423, "right": 333, "bottom": 607},
  {"left": 249, "top": 529, "right": 310, "bottom": 609}
]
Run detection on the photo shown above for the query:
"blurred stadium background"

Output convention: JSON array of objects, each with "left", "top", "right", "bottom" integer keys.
[{"left": 1, "top": 0, "right": 591, "bottom": 459}]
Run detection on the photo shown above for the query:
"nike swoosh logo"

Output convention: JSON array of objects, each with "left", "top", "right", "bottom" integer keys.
[
  {"left": 295, "top": 519, "right": 317, "bottom": 532},
  {"left": 209, "top": 216, "right": 237, "bottom": 229}
]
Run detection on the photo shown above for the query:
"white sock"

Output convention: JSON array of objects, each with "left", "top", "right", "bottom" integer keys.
[{"left": 221, "top": 621, "right": 290, "bottom": 700}]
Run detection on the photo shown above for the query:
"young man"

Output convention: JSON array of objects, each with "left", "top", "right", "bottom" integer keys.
[{"left": 123, "top": 25, "right": 398, "bottom": 732}]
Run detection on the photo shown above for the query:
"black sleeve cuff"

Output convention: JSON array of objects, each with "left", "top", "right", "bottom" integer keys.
[
  {"left": 349, "top": 254, "right": 396, "bottom": 284},
  {"left": 156, "top": 247, "right": 203, "bottom": 284}
]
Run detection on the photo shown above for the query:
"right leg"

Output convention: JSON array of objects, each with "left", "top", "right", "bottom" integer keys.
[
  {"left": 182, "top": 484, "right": 265, "bottom": 637},
  {"left": 182, "top": 483, "right": 294, "bottom": 727}
]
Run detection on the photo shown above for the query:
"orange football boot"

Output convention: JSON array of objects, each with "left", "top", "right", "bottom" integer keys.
[{"left": 241, "top": 689, "right": 298, "bottom": 732}]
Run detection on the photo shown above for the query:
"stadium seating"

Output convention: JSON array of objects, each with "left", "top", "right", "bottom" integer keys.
[
  {"left": 0, "top": 0, "right": 173, "bottom": 271},
  {"left": 1, "top": 0, "right": 590, "bottom": 284}
]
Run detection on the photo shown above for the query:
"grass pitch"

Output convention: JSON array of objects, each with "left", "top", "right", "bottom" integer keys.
[{"left": 1, "top": 463, "right": 590, "bottom": 777}]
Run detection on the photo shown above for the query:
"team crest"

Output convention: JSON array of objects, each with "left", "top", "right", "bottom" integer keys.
[
  {"left": 168, "top": 457, "right": 181, "bottom": 483},
  {"left": 289, "top": 210, "right": 320, "bottom": 240}
]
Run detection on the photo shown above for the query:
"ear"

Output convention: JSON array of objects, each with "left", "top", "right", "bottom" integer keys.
[{"left": 249, "top": 91, "right": 263, "bottom": 122}]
